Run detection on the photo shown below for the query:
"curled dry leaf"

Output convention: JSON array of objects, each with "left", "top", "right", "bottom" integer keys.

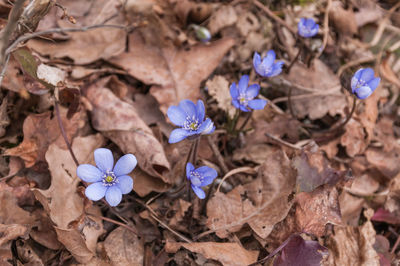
[
  {"left": 207, "top": 5, "right": 237, "bottom": 34},
  {"left": 295, "top": 184, "right": 342, "bottom": 237},
  {"left": 292, "top": 145, "right": 349, "bottom": 192},
  {"left": 206, "top": 75, "right": 236, "bottom": 118},
  {"left": 0, "top": 223, "right": 29, "bottom": 247},
  {"left": 165, "top": 241, "right": 259, "bottom": 266},
  {"left": 207, "top": 150, "right": 296, "bottom": 239},
  {"left": 28, "top": 0, "right": 126, "bottom": 64},
  {"left": 104, "top": 227, "right": 144, "bottom": 266},
  {"left": 36, "top": 63, "right": 66, "bottom": 86},
  {"left": 86, "top": 79, "right": 171, "bottom": 179},
  {"left": 283, "top": 60, "right": 346, "bottom": 120},
  {"left": 273, "top": 234, "right": 328, "bottom": 266},
  {"left": 366, "top": 146, "right": 400, "bottom": 179},
  {"left": 110, "top": 31, "right": 235, "bottom": 113},
  {"left": 322, "top": 210, "right": 380, "bottom": 265},
  {"left": 33, "top": 134, "right": 105, "bottom": 263},
  {"left": 4, "top": 107, "right": 84, "bottom": 167}
]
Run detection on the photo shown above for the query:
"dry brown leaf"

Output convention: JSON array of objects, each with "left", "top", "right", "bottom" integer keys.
[
  {"left": 0, "top": 190, "right": 34, "bottom": 225},
  {"left": 0, "top": 224, "right": 29, "bottom": 246},
  {"left": 207, "top": 150, "right": 296, "bottom": 239},
  {"left": 295, "top": 185, "right": 342, "bottom": 237},
  {"left": 340, "top": 119, "right": 368, "bottom": 157},
  {"left": 339, "top": 192, "right": 364, "bottom": 226},
  {"left": 322, "top": 210, "right": 380, "bottom": 265},
  {"left": 0, "top": 97, "right": 9, "bottom": 137},
  {"left": 169, "top": 199, "right": 192, "bottom": 231},
  {"left": 380, "top": 54, "right": 400, "bottom": 88},
  {"left": 208, "top": 5, "right": 238, "bottom": 34},
  {"left": 284, "top": 60, "right": 346, "bottom": 120},
  {"left": 329, "top": 1, "right": 358, "bottom": 36},
  {"left": 366, "top": 147, "right": 400, "bottom": 179},
  {"left": 165, "top": 241, "right": 259, "bottom": 266},
  {"left": 33, "top": 134, "right": 105, "bottom": 263},
  {"left": 28, "top": 0, "right": 126, "bottom": 64},
  {"left": 4, "top": 107, "right": 84, "bottom": 167},
  {"left": 86, "top": 80, "right": 171, "bottom": 179},
  {"left": 206, "top": 75, "right": 236, "bottom": 118},
  {"left": 132, "top": 167, "right": 170, "bottom": 197},
  {"left": 104, "top": 227, "right": 144, "bottom": 266},
  {"left": 110, "top": 31, "right": 235, "bottom": 113}
]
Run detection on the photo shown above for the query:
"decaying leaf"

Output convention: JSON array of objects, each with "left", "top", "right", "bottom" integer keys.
[
  {"left": 110, "top": 31, "right": 235, "bottom": 113},
  {"left": 165, "top": 241, "right": 259, "bottom": 266},
  {"left": 104, "top": 227, "right": 144, "bottom": 266},
  {"left": 207, "top": 150, "right": 296, "bottom": 239},
  {"left": 273, "top": 234, "right": 328, "bottom": 266},
  {"left": 206, "top": 75, "right": 236, "bottom": 118},
  {"left": 86, "top": 79, "right": 171, "bottom": 179}
]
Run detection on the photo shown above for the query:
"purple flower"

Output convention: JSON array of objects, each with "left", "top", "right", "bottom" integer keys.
[
  {"left": 186, "top": 163, "right": 217, "bottom": 199},
  {"left": 351, "top": 68, "right": 380, "bottom": 99},
  {"left": 167, "top": 99, "right": 215, "bottom": 144},
  {"left": 77, "top": 148, "right": 137, "bottom": 206},
  {"left": 298, "top": 18, "right": 319, "bottom": 38},
  {"left": 230, "top": 75, "right": 267, "bottom": 112},
  {"left": 253, "top": 50, "right": 284, "bottom": 78}
]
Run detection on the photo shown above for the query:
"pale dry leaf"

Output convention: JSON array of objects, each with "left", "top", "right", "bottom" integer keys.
[
  {"left": 0, "top": 190, "right": 34, "bottom": 225},
  {"left": 295, "top": 185, "right": 342, "bottom": 237},
  {"left": 380, "top": 56, "right": 400, "bottom": 88},
  {"left": 339, "top": 191, "right": 364, "bottom": 226},
  {"left": 322, "top": 210, "right": 380, "bottom": 266},
  {"left": 33, "top": 134, "right": 105, "bottom": 263},
  {"left": 104, "top": 227, "right": 144, "bottom": 266},
  {"left": 347, "top": 174, "right": 379, "bottom": 196},
  {"left": 207, "top": 150, "right": 296, "bottom": 239},
  {"left": 0, "top": 224, "right": 29, "bottom": 246},
  {"left": 110, "top": 31, "right": 235, "bottom": 113},
  {"left": 36, "top": 63, "right": 66, "bottom": 86},
  {"left": 132, "top": 167, "right": 170, "bottom": 197},
  {"left": 165, "top": 241, "right": 259, "bottom": 266},
  {"left": 284, "top": 60, "right": 346, "bottom": 120},
  {"left": 206, "top": 75, "right": 236, "bottom": 118},
  {"left": 208, "top": 5, "right": 238, "bottom": 34},
  {"left": 366, "top": 146, "right": 400, "bottom": 179},
  {"left": 86, "top": 80, "right": 171, "bottom": 179},
  {"left": 28, "top": 0, "right": 126, "bottom": 64},
  {"left": 340, "top": 119, "right": 368, "bottom": 157}
]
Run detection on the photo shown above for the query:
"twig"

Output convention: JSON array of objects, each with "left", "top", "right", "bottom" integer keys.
[
  {"left": 216, "top": 167, "right": 256, "bottom": 193},
  {"left": 337, "top": 56, "right": 376, "bottom": 77},
  {"left": 253, "top": 0, "right": 296, "bottom": 36},
  {"left": 265, "top": 132, "right": 301, "bottom": 150},
  {"left": 206, "top": 136, "right": 229, "bottom": 174},
  {"left": 0, "top": 0, "right": 26, "bottom": 65},
  {"left": 54, "top": 99, "right": 79, "bottom": 167},
  {"left": 316, "top": 0, "right": 331, "bottom": 58},
  {"left": 285, "top": 44, "right": 301, "bottom": 74},
  {"left": 369, "top": 2, "right": 400, "bottom": 47},
  {"left": 391, "top": 233, "right": 400, "bottom": 254}
]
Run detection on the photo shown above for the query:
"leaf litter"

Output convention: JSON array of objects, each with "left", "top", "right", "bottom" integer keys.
[{"left": 0, "top": 0, "right": 399, "bottom": 265}]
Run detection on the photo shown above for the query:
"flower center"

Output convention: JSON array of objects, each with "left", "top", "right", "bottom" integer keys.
[
  {"left": 239, "top": 93, "right": 249, "bottom": 106},
  {"left": 102, "top": 171, "right": 118, "bottom": 186},
  {"left": 184, "top": 116, "right": 199, "bottom": 131},
  {"left": 356, "top": 79, "right": 366, "bottom": 89},
  {"left": 190, "top": 171, "right": 203, "bottom": 186}
]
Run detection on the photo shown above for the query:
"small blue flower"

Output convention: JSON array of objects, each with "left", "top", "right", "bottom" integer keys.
[
  {"left": 186, "top": 162, "right": 217, "bottom": 199},
  {"left": 77, "top": 148, "right": 137, "bottom": 207},
  {"left": 167, "top": 99, "right": 215, "bottom": 144},
  {"left": 253, "top": 50, "right": 284, "bottom": 78},
  {"left": 230, "top": 75, "right": 267, "bottom": 112},
  {"left": 351, "top": 68, "right": 380, "bottom": 99},
  {"left": 298, "top": 18, "right": 319, "bottom": 38}
]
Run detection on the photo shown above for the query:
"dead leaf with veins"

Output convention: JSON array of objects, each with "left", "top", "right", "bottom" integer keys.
[{"left": 206, "top": 75, "right": 236, "bottom": 118}]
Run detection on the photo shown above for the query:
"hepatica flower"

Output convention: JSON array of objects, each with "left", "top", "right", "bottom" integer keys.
[
  {"left": 167, "top": 99, "right": 215, "bottom": 143},
  {"left": 298, "top": 18, "right": 319, "bottom": 38},
  {"left": 77, "top": 148, "right": 137, "bottom": 206},
  {"left": 230, "top": 75, "right": 267, "bottom": 112},
  {"left": 186, "top": 162, "right": 217, "bottom": 199},
  {"left": 253, "top": 50, "right": 284, "bottom": 78},
  {"left": 351, "top": 68, "right": 380, "bottom": 99}
]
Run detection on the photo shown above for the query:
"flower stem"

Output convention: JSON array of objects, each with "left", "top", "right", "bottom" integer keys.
[
  {"left": 229, "top": 109, "right": 240, "bottom": 133},
  {"left": 285, "top": 42, "right": 301, "bottom": 74},
  {"left": 54, "top": 99, "right": 79, "bottom": 167},
  {"left": 328, "top": 95, "right": 357, "bottom": 132},
  {"left": 238, "top": 111, "right": 252, "bottom": 132}
]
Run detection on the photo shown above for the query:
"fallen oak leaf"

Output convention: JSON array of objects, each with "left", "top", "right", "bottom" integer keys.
[{"left": 165, "top": 241, "right": 259, "bottom": 266}]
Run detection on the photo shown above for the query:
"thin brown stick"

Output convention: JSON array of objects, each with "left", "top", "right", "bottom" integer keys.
[
  {"left": 206, "top": 136, "right": 229, "bottom": 174},
  {"left": 265, "top": 132, "right": 301, "bottom": 150},
  {"left": 316, "top": 0, "right": 332, "bottom": 58},
  {"left": 54, "top": 99, "right": 79, "bottom": 167},
  {"left": 285, "top": 44, "right": 301, "bottom": 74},
  {"left": 253, "top": 0, "right": 296, "bottom": 36},
  {"left": 91, "top": 214, "right": 138, "bottom": 236}
]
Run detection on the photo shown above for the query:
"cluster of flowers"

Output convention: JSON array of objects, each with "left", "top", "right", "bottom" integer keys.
[{"left": 76, "top": 17, "right": 381, "bottom": 206}]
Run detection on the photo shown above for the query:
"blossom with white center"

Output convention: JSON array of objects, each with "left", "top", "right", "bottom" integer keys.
[
  {"left": 253, "top": 50, "right": 284, "bottom": 78},
  {"left": 76, "top": 148, "right": 137, "bottom": 206},
  {"left": 351, "top": 68, "right": 380, "bottom": 99},
  {"left": 186, "top": 162, "right": 218, "bottom": 199},
  {"left": 230, "top": 75, "right": 267, "bottom": 112},
  {"left": 298, "top": 18, "right": 319, "bottom": 38}
]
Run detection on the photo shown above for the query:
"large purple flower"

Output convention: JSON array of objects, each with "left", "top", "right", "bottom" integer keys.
[
  {"left": 77, "top": 148, "right": 137, "bottom": 206},
  {"left": 230, "top": 75, "right": 267, "bottom": 112},
  {"left": 351, "top": 68, "right": 380, "bottom": 99},
  {"left": 167, "top": 99, "right": 215, "bottom": 144},
  {"left": 186, "top": 162, "right": 217, "bottom": 199}
]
